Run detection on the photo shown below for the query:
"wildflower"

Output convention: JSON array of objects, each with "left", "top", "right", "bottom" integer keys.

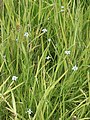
[
  {"left": 12, "top": 76, "right": 18, "bottom": 81},
  {"left": 46, "top": 56, "right": 51, "bottom": 60},
  {"left": 61, "top": 9, "right": 64, "bottom": 12},
  {"left": 72, "top": 65, "right": 78, "bottom": 71},
  {"left": 26, "top": 109, "right": 33, "bottom": 115},
  {"left": 16, "top": 38, "right": 18, "bottom": 42},
  {"left": 42, "top": 28, "right": 47, "bottom": 33},
  {"left": 48, "top": 38, "right": 51, "bottom": 42},
  {"left": 61, "top": 6, "right": 64, "bottom": 9},
  {"left": 65, "top": 50, "right": 70, "bottom": 55},
  {"left": 24, "top": 32, "right": 29, "bottom": 38},
  {"left": 61, "top": 6, "right": 64, "bottom": 12}
]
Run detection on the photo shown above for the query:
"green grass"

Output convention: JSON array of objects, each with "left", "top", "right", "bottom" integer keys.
[{"left": 0, "top": 0, "right": 90, "bottom": 120}]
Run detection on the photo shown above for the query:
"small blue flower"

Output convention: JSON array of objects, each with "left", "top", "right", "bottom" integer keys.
[
  {"left": 24, "top": 32, "right": 29, "bottom": 38},
  {"left": 16, "top": 38, "right": 18, "bottom": 42},
  {"left": 72, "top": 65, "right": 78, "bottom": 71},
  {"left": 61, "top": 6, "right": 64, "bottom": 12},
  {"left": 12, "top": 76, "right": 18, "bottom": 81},
  {"left": 42, "top": 28, "right": 47, "bottom": 33},
  {"left": 61, "top": 6, "right": 64, "bottom": 9},
  {"left": 65, "top": 50, "right": 70, "bottom": 55},
  {"left": 26, "top": 109, "right": 33, "bottom": 115},
  {"left": 61, "top": 9, "right": 64, "bottom": 12},
  {"left": 48, "top": 38, "right": 51, "bottom": 42},
  {"left": 46, "top": 56, "right": 51, "bottom": 60}
]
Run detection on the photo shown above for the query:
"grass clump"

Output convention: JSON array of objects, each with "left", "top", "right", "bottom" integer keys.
[{"left": 0, "top": 0, "right": 90, "bottom": 120}]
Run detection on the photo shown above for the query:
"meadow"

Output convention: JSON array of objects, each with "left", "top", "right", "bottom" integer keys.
[{"left": 0, "top": 0, "right": 90, "bottom": 120}]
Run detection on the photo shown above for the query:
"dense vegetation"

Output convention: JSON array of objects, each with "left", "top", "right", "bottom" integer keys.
[{"left": 0, "top": 0, "right": 90, "bottom": 120}]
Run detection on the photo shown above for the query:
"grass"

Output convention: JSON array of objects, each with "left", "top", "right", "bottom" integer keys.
[{"left": 0, "top": 0, "right": 90, "bottom": 120}]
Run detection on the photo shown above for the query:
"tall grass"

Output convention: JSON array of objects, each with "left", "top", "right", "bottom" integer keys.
[{"left": 0, "top": 0, "right": 90, "bottom": 120}]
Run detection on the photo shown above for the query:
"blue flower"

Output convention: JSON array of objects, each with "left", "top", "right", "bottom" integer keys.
[
  {"left": 26, "top": 109, "right": 33, "bottom": 115},
  {"left": 42, "top": 28, "right": 47, "bottom": 33},
  {"left": 24, "top": 32, "right": 29, "bottom": 38},
  {"left": 12, "top": 76, "right": 18, "bottom": 81},
  {"left": 46, "top": 56, "right": 51, "bottom": 60},
  {"left": 72, "top": 65, "right": 78, "bottom": 71},
  {"left": 48, "top": 38, "right": 51, "bottom": 42},
  {"left": 65, "top": 50, "right": 70, "bottom": 55}
]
